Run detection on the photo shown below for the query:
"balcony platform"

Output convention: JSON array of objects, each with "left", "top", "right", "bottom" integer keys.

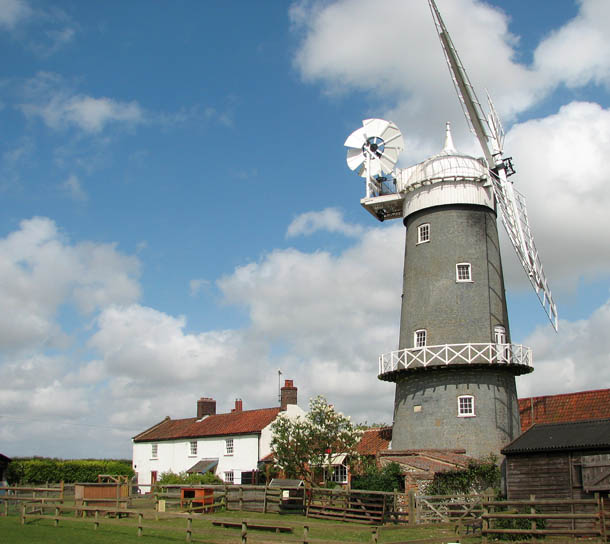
[{"left": 378, "top": 343, "right": 533, "bottom": 381}]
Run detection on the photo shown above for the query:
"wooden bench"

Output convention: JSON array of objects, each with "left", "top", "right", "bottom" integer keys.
[{"left": 212, "top": 521, "right": 293, "bottom": 533}]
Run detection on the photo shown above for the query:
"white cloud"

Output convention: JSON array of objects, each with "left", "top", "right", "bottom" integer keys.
[
  {"left": 0, "top": 217, "right": 140, "bottom": 352},
  {"left": 19, "top": 72, "right": 144, "bottom": 133},
  {"left": 189, "top": 278, "right": 210, "bottom": 297},
  {"left": 500, "top": 101, "right": 610, "bottom": 291},
  {"left": 0, "top": 0, "right": 31, "bottom": 29},
  {"left": 61, "top": 173, "right": 87, "bottom": 201},
  {"left": 534, "top": 0, "right": 610, "bottom": 90},
  {"left": 286, "top": 207, "right": 364, "bottom": 237},
  {"left": 517, "top": 296, "right": 610, "bottom": 398}
]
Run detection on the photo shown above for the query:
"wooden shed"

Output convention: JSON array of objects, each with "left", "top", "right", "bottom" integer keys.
[{"left": 502, "top": 418, "right": 610, "bottom": 500}]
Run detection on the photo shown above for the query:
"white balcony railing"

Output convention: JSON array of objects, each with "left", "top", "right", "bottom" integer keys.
[{"left": 378, "top": 343, "right": 532, "bottom": 375}]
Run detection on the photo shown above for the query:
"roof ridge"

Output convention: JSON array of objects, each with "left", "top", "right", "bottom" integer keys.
[{"left": 520, "top": 388, "right": 610, "bottom": 401}]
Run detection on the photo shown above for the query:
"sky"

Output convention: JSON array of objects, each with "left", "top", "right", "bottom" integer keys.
[{"left": 1, "top": 0, "right": 609, "bottom": 460}]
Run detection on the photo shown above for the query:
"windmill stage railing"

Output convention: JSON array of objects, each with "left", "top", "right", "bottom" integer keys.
[{"left": 379, "top": 343, "right": 532, "bottom": 376}]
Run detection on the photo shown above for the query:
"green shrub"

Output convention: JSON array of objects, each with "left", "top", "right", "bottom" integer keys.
[
  {"left": 351, "top": 461, "right": 404, "bottom": 492},
  {"left": 6, "top": 457, "right": 134, "bottom": 484},
  {"left": 157, "top": 471, "right": 222, "bottom": 485},
  {"left": 426, "top": 456, "right": 500, "bottom": 495}
]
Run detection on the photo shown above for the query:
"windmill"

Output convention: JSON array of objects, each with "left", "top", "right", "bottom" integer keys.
[{"left": 344, "top": 0, "right": 557, "bottom": 458}]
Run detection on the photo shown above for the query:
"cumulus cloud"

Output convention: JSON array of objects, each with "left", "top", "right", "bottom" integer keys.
[
  {"left": 19, "top": 72, "right": 144, "bottom": 133},
  {"left": 286, "top": 208, "right": 364, "bottom": 237},
  {"left": 0, "top": 217, "right": 140, "bottom": 352},
  {"left": 517, "top": 296, "right": 610, "bottom": 398},
  {"left": 500, "top": 101, "right": 610, "bottom": 291}
]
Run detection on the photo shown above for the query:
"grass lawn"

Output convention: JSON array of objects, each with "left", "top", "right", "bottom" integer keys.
[{"left": 0, "top": 508, "right": 483, "bottom": 544}]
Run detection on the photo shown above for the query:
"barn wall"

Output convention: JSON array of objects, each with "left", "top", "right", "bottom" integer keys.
[{"left": 506, "top": 452, "right": 571, "bottom": 500}]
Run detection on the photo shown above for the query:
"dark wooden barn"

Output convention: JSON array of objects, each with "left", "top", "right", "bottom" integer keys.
[{"left": 502, "top": 418, "right": 610, "bottom": 500}]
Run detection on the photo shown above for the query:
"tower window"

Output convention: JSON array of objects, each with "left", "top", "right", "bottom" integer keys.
[
  {"left": 417, "top": 223, "right": 430, "bottom": 244},
  {"left": 456, "top": 263, "right": 472, "bottom": 282},
  {"left": 414, "top": 329, "right": 427, "bottom": 348},
  {"left": 458, "top": 395, "right": 475, "bottom": 417}
]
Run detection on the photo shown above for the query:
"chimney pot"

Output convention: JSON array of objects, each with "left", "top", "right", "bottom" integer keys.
[{"left": 232, "top": 398, "right": 243, "bottom": 413}]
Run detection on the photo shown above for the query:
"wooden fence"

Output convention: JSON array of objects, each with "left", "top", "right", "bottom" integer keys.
[
  {"left": 154, "top": 484, "right": 306, "bottom": 515},
  {"left": 306, "top": 487, "right": 409, "bottom": 525},
  {"left": 480, "top": 495, "right": 608, "bottom": 543},
  {"left": 415, "top": 492, "right": 490, "bottom": 523},
  {"left": 18, "top": 502, "right": 383, "bottom": 544}
]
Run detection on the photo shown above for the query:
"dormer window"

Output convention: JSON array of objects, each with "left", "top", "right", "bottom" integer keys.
[{"left": 417, "top": 223, "right": 430, "bottom": 244}]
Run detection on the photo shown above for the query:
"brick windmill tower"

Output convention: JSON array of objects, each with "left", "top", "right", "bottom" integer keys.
[{"left": 344, "top": 0, "right": 558, "bottom": 458}]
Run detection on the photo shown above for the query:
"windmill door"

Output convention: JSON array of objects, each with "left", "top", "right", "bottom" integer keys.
[{"left": 582, "top": 454, "right": 610, "bottom": 492}]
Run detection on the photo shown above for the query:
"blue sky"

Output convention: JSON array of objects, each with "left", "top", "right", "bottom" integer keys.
[{"left": 1, "top": 0, "right": 609, "bottom": 459}]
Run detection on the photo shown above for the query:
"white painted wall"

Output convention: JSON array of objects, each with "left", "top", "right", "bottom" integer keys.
[{"left": 132, "top": 404, "right": 306, "bottom": 492}]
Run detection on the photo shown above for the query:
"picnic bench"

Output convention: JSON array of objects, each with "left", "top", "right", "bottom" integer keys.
[{"left": 212, "top": 520, "right": 293, "bottom": 533}]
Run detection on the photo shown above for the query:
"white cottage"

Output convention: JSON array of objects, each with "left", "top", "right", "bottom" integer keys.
[{"left": 132, "top": 380, "right": 303, "bottom": 491}]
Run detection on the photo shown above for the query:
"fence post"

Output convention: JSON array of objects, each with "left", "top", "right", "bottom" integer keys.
[
  {"left": 371, "top": 526, "right": 379, "bottom": 544},
  {"left": 481, "top": 500, "right": 489, "bottom": 544},
  {"left": 4, "top": 499, "right": 8, "bottom": 517},
  {"left": 20, "top": 503, "right": 25, "bottom": 525},
  {"left": 54, "top": 506, "right": 60, "bottom": 527},
  {"left": 303, "top": 524, "right": 309, "bottom": 544},
  {"left": 241, "top": 520, "right": 247, "bottom": 544},
  {"left": 408, "top": 490, "right": 416, "bottom": 526},
  {"left": 94, "top": 510, "right": 99, "bottom": 531},
  {"left": 239, "top": 485, "right": 244, "bottom": 511},
  {"left": 186, "top": 515, "right": 192, "bottom": 543}
]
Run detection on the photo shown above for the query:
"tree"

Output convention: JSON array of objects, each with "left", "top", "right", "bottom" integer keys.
[{"left": 270, "top": 395, "right": 362, "bottom": 486}]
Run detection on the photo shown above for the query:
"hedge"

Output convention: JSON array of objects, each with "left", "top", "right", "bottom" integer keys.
[{"left": 6, "top": 458, "right": 134, "bottom": 484}]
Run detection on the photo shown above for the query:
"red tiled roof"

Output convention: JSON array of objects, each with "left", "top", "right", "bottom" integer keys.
[
  {"left": 519, "top": 388, "right": 610, "bottom": 433},
  {"left": 378, "top": 449, "right": 472, "bottom": 474},
  {"left": 356, "top": 427, "right": 392, "bottom": 456},
  {"left": 133, "top": 407, "right": 281, "bottom": 442}
]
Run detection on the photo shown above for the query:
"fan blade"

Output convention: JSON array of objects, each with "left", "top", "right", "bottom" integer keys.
[
  {"left": 490, "top": 170, "right": 558, "bottom": 331},
  {"left": 363, "top": 118, "right": 390, "bottom": 137},
  {"left": 346, "top": 148, "right": 365, "bottom": 171},
  {"left": 344, "top": 126, "right": 367, "bottom": 149}
]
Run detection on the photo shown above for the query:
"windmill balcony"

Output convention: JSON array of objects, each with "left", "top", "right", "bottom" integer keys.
[{"left": 378, "top": 343, "right": 533, "bottom": 380}]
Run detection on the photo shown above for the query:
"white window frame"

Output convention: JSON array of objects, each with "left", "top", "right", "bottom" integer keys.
[
  {"left": 326, "top": 464, "right": 348, "bottom": 484},
  {"left": 414, "top": 329, "right": 427, "bottom": 348},
  {"left": 189, "top": 440, "right": 197, "bottom": 456},
  {"left": 224, "top": 470, "right": 234, "bottom": 484},
  {"left": 151, "top": 443, "right": 158, "bottom": 459},
  {"left": 417, "top": 223, "right": 430, "bottom": 245},
  {"left": 457, "top": 395, "right": 475, "bottom": 417},
  {"left": 456, "top": 263, "right": 472, "bottom": 282},
  {"left": 225, "top": 438, "right": 234, "bottom": 456}
]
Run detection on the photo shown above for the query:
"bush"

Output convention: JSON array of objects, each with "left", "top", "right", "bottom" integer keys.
[
  {"left": 6, "top": 457, "right": 134, "bottom": 484},
  {"left": 157, "top": 471, "right": 223, "bottom": 486},
  {"left": 426, "top": 455, "right": 500, "bottom": 495},
  {"left": 351, "top": 461, "right": 404, "bottom": 492}
]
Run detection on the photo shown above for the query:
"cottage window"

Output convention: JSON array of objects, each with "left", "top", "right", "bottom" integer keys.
[
  {"left": 224, "top": 471, "right": 234, "bottom": 484},
  {"left": 189, "top": 441, "right": 197, "bottom": 456},
  {"left": 414, "top": 329, "right": 427, "bottom": 348},
  {"left": 225, "top": 438, "right": 234, "bottom": 455},
  {"left": 458, "top": 395, "right": 475, "bottom": 417},
  {"left": 417, "top": 223, "right": 430, "bottom": 244},
  {"left": 456, "top": 263, "right": 472, "bottom": 282},
  {"left": 151, "top": 443, "right": 158, "bottom": 458},
  {"left": 326, "top": 465, "right": 348, "bottom": 484}
]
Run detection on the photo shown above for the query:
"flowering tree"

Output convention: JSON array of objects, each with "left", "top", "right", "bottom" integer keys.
[{"left": 270, "top": 395, "right": 362, "bottom": 485}]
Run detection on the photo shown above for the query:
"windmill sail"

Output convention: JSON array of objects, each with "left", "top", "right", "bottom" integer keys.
[{"left": 428, "top": 0, "right": 558, "bottom": 331}]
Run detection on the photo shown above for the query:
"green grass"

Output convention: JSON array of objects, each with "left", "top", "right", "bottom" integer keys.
[{"left": 0, "top": 509, "right": 483, "bottom": 544}]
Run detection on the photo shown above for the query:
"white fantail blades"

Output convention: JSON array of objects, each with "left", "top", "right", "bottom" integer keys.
[
  {"left": 344, "top": 118, "right": 404, "bottom": 179},
  {"left": 428, "top": 0, "right": 558, "bottom": 331}
]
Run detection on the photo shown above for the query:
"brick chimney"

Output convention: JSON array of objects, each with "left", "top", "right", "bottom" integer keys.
[
  {"left": 197, "top": 397, "right": 216, "bottom": 419},
  {"left": 280, "top": 380, "right": 297, "bottom": 411},
  {"left": 231, "top": 399, "right": 243, "bottom": 413}
]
